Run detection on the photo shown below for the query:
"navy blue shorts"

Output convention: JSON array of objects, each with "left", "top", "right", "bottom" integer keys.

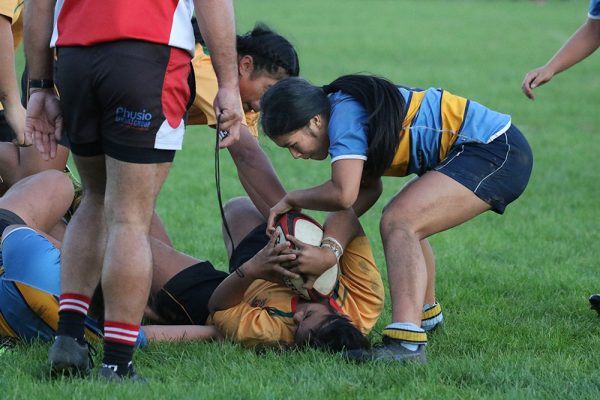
[{"left": 435, "top": 124, "right": 533, "bottom": 214}]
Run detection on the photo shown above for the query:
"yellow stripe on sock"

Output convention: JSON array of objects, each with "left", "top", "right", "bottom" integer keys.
[
  {"left": 383, "top": 328, "right": 428, "bottom": 343},
  {"left": 421, "top": 303, "right": 442, "bottom": 321}
]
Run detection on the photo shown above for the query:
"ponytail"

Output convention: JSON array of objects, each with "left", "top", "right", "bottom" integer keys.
[{"left": 323, "top": 75, "right": 405, "bottom": 178}]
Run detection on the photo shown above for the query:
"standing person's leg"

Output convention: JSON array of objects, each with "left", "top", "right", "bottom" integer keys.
[
  {"left": 100, "top": 157, "right": 171, "bottom": 376},
  {"left": 379, "top": 172, "right": 490, "bottom": 355},
  {"left": 420, "top": 239, "right": 443, "bottom": 332},
  {"left": 347, "top": 127, "right": 533, "bottom": 363},
  {"left": 49, "top": 155, "right": 107, "bottom": 375}
]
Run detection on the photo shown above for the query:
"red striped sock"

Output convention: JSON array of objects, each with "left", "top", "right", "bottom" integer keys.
[
  {"left": 57, "top": 293, "right": 91, "bottom": 341},
  {"left": 104, "top": 321, "right": 140, "bottom": 346},
  {"left": 59, "top": 293, "right": 91, "bottom": 315}
]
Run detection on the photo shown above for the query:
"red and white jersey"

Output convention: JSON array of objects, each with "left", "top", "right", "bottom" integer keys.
[{"left": 50, "top": 0, "right": 195, "bottom": 54}]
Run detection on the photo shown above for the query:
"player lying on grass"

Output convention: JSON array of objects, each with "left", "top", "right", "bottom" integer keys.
[
  {"left": 0, "top": 184, "right": 379, "bottom": 353},
  {"left": 0, "top": 171, "right": 374, "bottom": 353},
  {"left": 260, "top": 75, "right": 533, "bottom": 363}
]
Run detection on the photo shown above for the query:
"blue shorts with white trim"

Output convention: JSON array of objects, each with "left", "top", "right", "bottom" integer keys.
[{"left": 435, "top": 124, "right": 533, "bottom": 214}]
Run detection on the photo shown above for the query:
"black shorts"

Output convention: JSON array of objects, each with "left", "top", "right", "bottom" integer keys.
[
  {"left": 435, "top": 124, "right": 533, "bottom": 214},
  {"left": 0, "top": 208, "right": 25, "bottom": 235},
  {"left": 151, "top": 261, "right": 227, "bottom": 325},
  {"left": 55, "top": 40, "right": 194, "bottom": 164},
  {"left": 228, "top": 223, "right": 269, "bottom": 273}
]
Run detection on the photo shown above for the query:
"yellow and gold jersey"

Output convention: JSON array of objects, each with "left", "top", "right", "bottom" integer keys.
[
  {"left": 188, "top": 44, "right": 259, "bottom": 137},
  {"left": 210, "top": 236, "right": 385, "bottom": 348}
]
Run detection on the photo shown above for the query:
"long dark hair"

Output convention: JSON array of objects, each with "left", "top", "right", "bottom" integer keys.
[{"left": 261, "top": 75, "right": 405, "bottom": 178}]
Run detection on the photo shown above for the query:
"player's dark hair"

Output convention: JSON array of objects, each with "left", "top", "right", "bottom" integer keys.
[
  {"left": 305, "top": 314, "right": 371, "bottom": 353},
  {"left": 261, "top": 75, "right": 405, "bottom": 178},
  {"left": 261, "top": 77, "right": 331, "bottom": 139},
  {"left": 236, "top": 23, "right": 300, "bottom": 78},
  {"left": 191, "top": 19, "right": 299, "bottom": 78}
]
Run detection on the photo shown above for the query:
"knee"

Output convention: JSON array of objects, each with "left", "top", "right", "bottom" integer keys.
[
  {"left": 224, "top": 196, "right": 259, "bottom": 223},
  {"left": 380, "top": 209, "right": 417, "bottom": 241},
  {"left": 37, "top": 170, "right": 75, "bottom": 201}
]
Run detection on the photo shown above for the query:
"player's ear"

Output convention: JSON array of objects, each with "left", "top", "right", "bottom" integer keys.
[{"left": 238, "top": 55, "right": 254, "bottom": 77}]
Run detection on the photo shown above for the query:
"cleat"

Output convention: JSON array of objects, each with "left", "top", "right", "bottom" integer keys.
[
  {"left": 590, "top": 294, "right": 600, "bottom": 316},
  {"left": 97, "top": 362, "right": 147, "bottom": 383},
  {"left": 48, "top": 336, "right": 92, "bottom": 376},
  {"left": 344, "top": 336, "right": 427, "bottom": 364}
]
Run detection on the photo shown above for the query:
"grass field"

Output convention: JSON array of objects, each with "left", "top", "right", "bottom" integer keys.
[{"left": 2, "top": 1, "right": 599, "bottom": 398}]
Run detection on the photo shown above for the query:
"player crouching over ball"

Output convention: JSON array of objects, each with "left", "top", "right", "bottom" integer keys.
[{"left": 208, "top": 197, "right": 384, "bottom": 352}]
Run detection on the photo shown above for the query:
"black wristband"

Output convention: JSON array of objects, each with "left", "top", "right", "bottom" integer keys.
[{"left": 28, "top": 79, "right": 54, "bottom": 89}]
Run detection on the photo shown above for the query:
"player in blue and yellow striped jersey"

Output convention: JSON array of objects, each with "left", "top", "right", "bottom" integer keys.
[{"left": 260, "top": 75, "right": 533, "bottom": 362}]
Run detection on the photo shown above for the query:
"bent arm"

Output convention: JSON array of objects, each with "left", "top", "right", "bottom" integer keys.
[
  {"left": 228, "top": 127, "right": 286, "bottom": 218},
  {"left": 543, "top": 18, "right": 600, "bottom": 76},
  {"left": 353, "top": 177, "right": 383, "bottom": 217},
  {"left": 286, "top": 159, "right": 364, "bottom": 211}
]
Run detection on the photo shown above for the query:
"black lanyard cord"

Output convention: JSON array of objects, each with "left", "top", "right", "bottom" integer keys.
[{"left": 215, "top": 115, "right": 235, "bottom": 251}]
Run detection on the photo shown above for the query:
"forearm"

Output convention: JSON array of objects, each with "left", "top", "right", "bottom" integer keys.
[
  {"left": 208, "top": 262, "right": 256, "bottom": 313},
  {"left": 287, "top": 180, "right": 354, "bottom": 212},
  {"left": 142, "top": 325, "right": 222, "bottom": 342},
  {"left": 228, "top": 128, "right": 286, "bottom": 217},
  {"left": 322, "top": 209, "right": 363, "bottom": 249},
  {"left": 194, "top": 0, "right": 238, "bottom": 89},
  {"left": 24, "top": 0, "right": 55, "bottom": 80},
  {"left": 0, "top": 17, "right": 20, "bottom": 106},
  {"left": 353, "top": 178, "right": 383, "bottom": 217},
  {"left": 545, "top": 19, "right": 600, "bottom": 75}
]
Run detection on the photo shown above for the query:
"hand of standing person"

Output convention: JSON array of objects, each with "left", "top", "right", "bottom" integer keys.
[{"left": 25, "top": 89, "right": 62, "bottom": 160}]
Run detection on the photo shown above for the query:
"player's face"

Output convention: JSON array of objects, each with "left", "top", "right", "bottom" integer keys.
[
  {"left": 239, "top": 56, "right": 288, "bottom": 113},
  {"left": 271, "top": 115, "right": 329, "bottom": 160},
  {"left": 293, "top": 302, "right": 333, "bottom": 345}
]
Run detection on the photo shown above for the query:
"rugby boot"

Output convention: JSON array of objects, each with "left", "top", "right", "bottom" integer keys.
[
  {"left": 48, "top": 335, "right": 92, "bottom": 376},
  {"left": 344, "top": 336, "right": 427, "bottom": 364},
  {"left": 98, "top": 362, "right": 147, "bottom": 383},
  {"left": 590, "top": 294, "right": 600, "bottom": 316}
]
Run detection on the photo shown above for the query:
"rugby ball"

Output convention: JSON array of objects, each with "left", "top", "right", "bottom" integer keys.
[{"left": 274, "top": 212, "right": 339, "bottom": 300}]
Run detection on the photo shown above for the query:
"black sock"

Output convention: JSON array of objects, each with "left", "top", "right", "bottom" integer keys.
[
  {"left": 56, "top": 310, "right": 86, "bottom": 342},
  {"left": 102, "top": 341, "right": 135, "bottom": 376}
]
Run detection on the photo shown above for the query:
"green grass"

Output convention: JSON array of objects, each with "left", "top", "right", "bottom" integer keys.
[{"left": 2, "top": 0, "right": 600, "bottom": 398}]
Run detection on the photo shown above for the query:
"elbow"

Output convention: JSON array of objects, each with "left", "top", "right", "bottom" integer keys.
[{"left": 338, "top": 189, "right": 359, "bottom": 209}]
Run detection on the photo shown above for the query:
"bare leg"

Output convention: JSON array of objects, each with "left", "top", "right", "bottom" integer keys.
[
  {"left": 222, "top": 196, "right": 266, "bottom": 258},
  {"left": 101, "top": 157, "right": 171, "bottom": 325},
  {"left": 380, "top": 171, "right": 490, "bottom": 326},
  {"left": 59, "top": 155, "right": 107, "bottom": 298},
  {"left": 421, "top": 239, "right": 436, "bottom": 306},
  {"left": 0, "top": 169, "right": 73, "bottom": 232}
]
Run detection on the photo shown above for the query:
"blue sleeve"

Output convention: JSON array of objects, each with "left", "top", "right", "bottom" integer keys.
[
  {"left": 589, "top": 0, "right": 600, "bottom": 18},
  {"left": 327, "top": 93, "right": 369, "bottom": 163}
]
